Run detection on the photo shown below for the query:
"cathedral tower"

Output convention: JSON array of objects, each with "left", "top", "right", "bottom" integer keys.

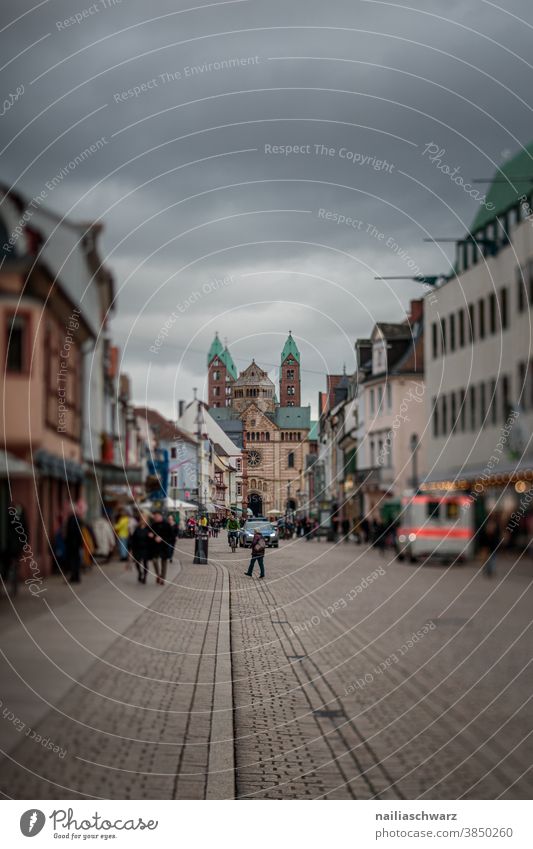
[
  {"left": 279, "top": 331, "right": 301, "bottom": 407},
  {"left": 207, "top": 332, "right": 237, "bottom": 407}
]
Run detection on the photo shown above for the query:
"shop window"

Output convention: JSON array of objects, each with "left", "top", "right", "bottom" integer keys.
[
  {"left": 449, "top": 313, "right": 456, "bottom": 351},
  {"left": 6, "top": 313, "right": 29, "bottom": 373},
  {"left": 469, "top": 386, "right": 476, "bottom": 431},
  {"left": 468, "top": 304, "right": 475, "bottom": 342},
  {"left": 432, "top": 397, "right": 439, "bottom": 437},
  {"left": 459, "top": 389, "right": 466, "bottom": 432},
  {"left": 478, "top": 299, "right": 485, "bottom": 339},
  {"left": 458, "top": 309, "right": 465, "bottom": 347},
  {"left": 500, "top": 287, "right": 508, "bottom": 329}
]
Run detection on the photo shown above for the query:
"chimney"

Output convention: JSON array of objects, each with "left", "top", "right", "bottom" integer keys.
[{"left": 409, "top": 299, "right": 423, "bottom": 324}]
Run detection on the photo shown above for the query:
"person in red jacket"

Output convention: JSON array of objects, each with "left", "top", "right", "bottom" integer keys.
[{"left": 244, "top": 529, "right": 266, "bottom": 579}]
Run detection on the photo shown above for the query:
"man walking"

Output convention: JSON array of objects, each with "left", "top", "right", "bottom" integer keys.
[
  {"left": 129, "top": 514, "right": 151, "bottom": 583},
  {"left": 245, "top": 528, "right": 266, "bottom": 579},
  {"left": 65, "top": 504, "right": 83, "bottom": 583},
  {"left": 150, "top": 511, "right": 173, "bottom": 585}
]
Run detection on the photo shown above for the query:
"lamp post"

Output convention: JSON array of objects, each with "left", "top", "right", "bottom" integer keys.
[{"left": 409, "top": 433, "right": 419, "bottom": 491}]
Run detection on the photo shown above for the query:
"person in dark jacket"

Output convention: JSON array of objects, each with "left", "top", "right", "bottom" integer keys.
[
  {"left": 149, "top": 512, "right": 173, "bottom": 584},
  {"left": 482, "top": 520, "right": 500, "bottom": 577},
  {"left": 65, "top": 506, "right": 83, "bottom": 583},
  {"left": 129, "top": 514, "right": 151, "bottom": 583},
  {"left": 167, "top": 515, "right": 178, "bottom": 562}
]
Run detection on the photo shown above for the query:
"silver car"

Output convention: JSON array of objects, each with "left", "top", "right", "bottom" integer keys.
[{"left": 239, "top": 521, "right": 279, "bottom": 548}]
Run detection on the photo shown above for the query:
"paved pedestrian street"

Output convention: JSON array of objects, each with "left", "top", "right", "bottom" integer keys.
[{"left": 0, "top": 539, "right": 532, "bottom": 800}]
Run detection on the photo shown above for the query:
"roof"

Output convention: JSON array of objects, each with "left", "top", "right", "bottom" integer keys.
[
  {"left": 374, "top": 322, "right": 411, "bottom": 340},
  {"left": 134, "top": 407, "right": 196, "bottom": 444},
  {"left": 209, "top": 406, "right": 233, "bottom": 420},
  {"left": 221, "top": 346, "right": 237, "bottom": 380},
  {"left": 207, "top": 332, "right": 224, "bottom": 365},
  {"left": 308, "top": 420, "right": 319, "bottom": 441},
  {"left": 275, "top": 406, "right": 311, "bottom": 429},
  {"left": 281, "top": 331, "right": 300, "bottom": 364},
  {"left": 0, "top": 186, "right": 113, "bottom": 338},
  {"left": 471, "top": 140, "right": 533, "bottom": 233}
]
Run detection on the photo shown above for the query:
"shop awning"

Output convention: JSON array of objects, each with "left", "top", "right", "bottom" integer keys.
[
  {"left": 421, "top": 455, "right": 533, "bottom": 491},
  {"left": 0, "top": 450, "right": 34, "bottom": 478},
  {"left": 34, "top": 450, "right": 84, "bottom": 482}
]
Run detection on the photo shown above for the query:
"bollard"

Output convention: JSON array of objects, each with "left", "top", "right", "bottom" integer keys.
[{"left": 194, "top": 530, "right": 209, "bottom": 564}]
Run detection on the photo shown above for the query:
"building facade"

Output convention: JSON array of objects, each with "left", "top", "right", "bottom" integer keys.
[
  {"left": 423, "top": 142, "right": 533, "bottom": 538},
  {"left": 209, "top": 332, "right": 310, "bottom": 516}
]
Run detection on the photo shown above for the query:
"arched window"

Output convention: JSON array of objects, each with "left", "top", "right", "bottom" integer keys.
[
  {"left": 288, "top": 452, "right": 295, "bottom": 469},
  {"left": 265, "top": 432, "right": 270, "bottom": 442},
  {"left": 250, "top": 478, "right": 256, "bottom": 489},
  {"left": 251, "top": 432, "right": 255, "bottom": 441}
]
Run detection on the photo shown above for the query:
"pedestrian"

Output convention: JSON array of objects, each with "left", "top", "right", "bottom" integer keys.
[
  {"left": 167, "top": 515, "right": 178, "bottom": 562},
  {"left": 52, "top": 514, "right": 66, "bottom": 573},
  {"left": 245, "top": 529, "right": 266, "bottom": 578},
  {"left": 129, "top": 514, "right": 151, "bottom": 583},
  {"left": 150, "top": 511, "right": 173, "bottom": 584},
  {"left": 65, "top": 504, "right": 83, "bottom": 583},
  {"left": 81, "top": 522, "right": 96, "bottom": 570},
  {"left": 482, "top": 519, "right": 500, "bottom": 577},
  {"left": 114, "top": 510, "right": 130, "bottom": 562},
  {"left": 342, "top": 517, "right": 350, "bottom": 542},
  {"left": 92, "top": 513, "right": 115, "bottom": 561}
]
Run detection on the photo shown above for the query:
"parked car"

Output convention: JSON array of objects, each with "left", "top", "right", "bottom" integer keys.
[{"left": 239, "top": 521, "right": 279, "bottom": 548}]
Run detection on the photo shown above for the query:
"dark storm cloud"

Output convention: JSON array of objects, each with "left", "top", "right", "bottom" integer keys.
[{"left": 1, "top": 0, "right": 532, "bottom": 414}]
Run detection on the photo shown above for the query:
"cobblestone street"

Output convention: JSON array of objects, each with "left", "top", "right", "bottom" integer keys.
[{"left": 0, "top": 538, "right": 532, "bottom": 800}]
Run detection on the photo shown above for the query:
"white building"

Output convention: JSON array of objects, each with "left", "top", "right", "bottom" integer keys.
[
  {"left": 178, "top": 400, "right": 243, "bottom": 515},
  {"left": 423, "top": 143, "right": 533, "bottom": 535},
  {"left": 356, "top": 300, "right": 426, "bottom": 517}
]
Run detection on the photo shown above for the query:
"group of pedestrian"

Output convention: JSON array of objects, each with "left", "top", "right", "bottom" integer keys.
[
  {"left": 50, "top": 504, "right": 180, "bottom": 586},
  {"left": 128, "top": 511, "right": 177, "bottom": 584}
]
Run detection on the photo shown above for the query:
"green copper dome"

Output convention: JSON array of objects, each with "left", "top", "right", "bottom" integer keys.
[
  {"left": 281, "top": 331, "right": 300, "bottom": 364},
  {"left": 207, "top": 332, "right": 224, "bottom": 365},
  {"left": 221, "top": 346, "right": 238, "bottom": 380}
]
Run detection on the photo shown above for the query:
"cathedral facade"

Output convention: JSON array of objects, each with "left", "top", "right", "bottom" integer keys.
[{"left": 207, "top": 332, "right": 310, "bottom": 516}]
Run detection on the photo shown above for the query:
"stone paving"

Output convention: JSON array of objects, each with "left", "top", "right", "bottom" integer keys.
[
  {"left": 230, "top": 537, "right": 533, "bottom": 800},
  {"left": 0, "top": 537, "right": 531, "bottom": 799},
  {"left": 0, "top": 549, "right": 225, "bottom": 799}
]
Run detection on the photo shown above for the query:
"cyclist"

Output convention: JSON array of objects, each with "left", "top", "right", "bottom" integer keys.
[{"left": 227, "top": 513, "right": 240, "bottom": 548}]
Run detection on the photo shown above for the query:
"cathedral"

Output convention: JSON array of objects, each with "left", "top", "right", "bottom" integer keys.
[{"left": 207, "top": 332, "right": 311, "bottom": 516}]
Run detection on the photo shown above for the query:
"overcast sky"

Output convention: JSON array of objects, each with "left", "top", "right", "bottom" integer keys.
[{"left": 2, "top": 0, "right": 532, "bottom": 417}]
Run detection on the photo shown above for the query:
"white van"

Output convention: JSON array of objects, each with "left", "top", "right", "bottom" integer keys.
[{"left": 397, "top": 491, "right": 475, "bottom": 563}]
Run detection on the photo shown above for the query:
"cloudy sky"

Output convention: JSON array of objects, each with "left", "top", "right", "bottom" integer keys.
[{"left": 2, "top": 0, "right": 532, "bottom": 416}]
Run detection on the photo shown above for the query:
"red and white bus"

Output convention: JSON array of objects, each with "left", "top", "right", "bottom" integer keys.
[{"left": 397, "top": 492, "right": 475, "bottom": 563}]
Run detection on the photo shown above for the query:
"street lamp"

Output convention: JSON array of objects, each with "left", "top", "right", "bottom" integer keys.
[{"left": 409, "top": 433, "right": 419, "bottom": 490}]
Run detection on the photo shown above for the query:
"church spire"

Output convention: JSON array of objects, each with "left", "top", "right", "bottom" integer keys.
[
  {"left": 280, "top": 331, "right": 301, "bottom": 407},
  {"left": 207, "top": 331, "right": 224, "bottom": 366},
  {"left": 280, "top": 330, "right": 300, "bottom": 364}
]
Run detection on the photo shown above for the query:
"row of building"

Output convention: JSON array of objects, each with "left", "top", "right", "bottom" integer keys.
[
  {"left": 0, "top": 186, "right": 253, "bottom": 580},
  {"left": 311, "top": 143, "right": 533, "bottom": 543}
]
